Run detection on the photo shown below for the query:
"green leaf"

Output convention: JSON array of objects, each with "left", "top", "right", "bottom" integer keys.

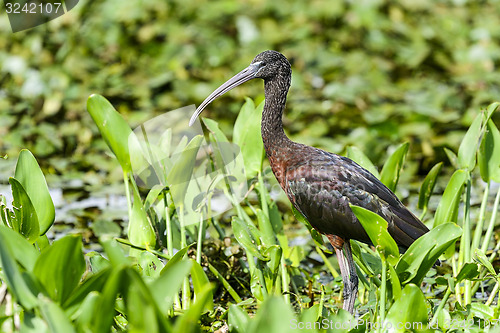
[
  {"left": 167, "top": 135, "right": 204, "bottom": 208},
  {"left": 396, "top": 223, "right": 462, "bottom": 284},
  {"left": 228, "top": 305, "right": 250, "bottom": 333},
  {"left": 0, "top": 225, "right": 39, "bottom": 271},
  {"left": 233, "top": 98, "right": 265, "bottom": 178},
  {"left": 388, "top": 264, "right": 402, "bottom": 300},
  {"left": 124, "top": 268, "right": 168, "bottom": 333},
  {"left": 39, "top": 297, "right": 76, "bottom": 333},
  {"left": 456, "top": 263, "right": 480, "bottom": 282},
  {"left": 190, "top": 259, "right": 214, "bottom": 312},
  {"left": 161, "top": 243, "right": 192, "bottom": 274},
  {"left": 173, "top": 283, "right": 214, "bottom": 333},
  {"left": 418, "top": 162, "right": 443, "bottom": 211},
  {"left": 86, "top": 94, "right": 133, "bottom": 173},
  {"left": 91, "top": 266, "right": 127, "bottom": 332},
  {"left": 101, "top": 238, "right": 129, "bottom": 267},
  {"left": 468, "top": 302, "right": 494, "bottom": 320},
  {"left": 9, "top": 178, "right": 39, "bottom": 242},
  {"left": 380, "top": 142, "right": 409, "bottom": 192},
  {"left": 484, "top": 102, "right": 500, "bottom": 123},
  {"left": 0, "top": 227, "right": 39, "bottom": 309},
  {"left": 14, "top": 149, "right": 55, "bottom": 235},
  {"left": 350, "top": 205, "right": 399, "bottom": 265},
  {"left": 433, "top": 169, "right": 467, "bottom": 228},
  {"left": 249, "top": 297, "right": 296, "bottom": 333},
  {"left": 474, "top": 248, "right": 498, "bottom": 281},
  {"left": 33, "top": 235, "right": 86, "bottom": 304},
  {"left": 457, "top": 113, "right": 482, "bottom": 171},
  {"left": 385, "top": 284, "right": 428, "bottom": 332},
  {"left": 63, "top": 267, "right": 112, "bottom": 310},
  {"left": 478, "top": 120, "right": 500, "bottom": 182},
  {"left": 203, "top": 118, "right": 229, "bottom": 143},
  {"left": 346, "top": 146, "right": 380, "bottom": 178},
  {"left": 128, "top": 179, "right": 156, "bottom": 248},
  {"left": 232, "top": 216, "right": 267, "bottom": 261}
]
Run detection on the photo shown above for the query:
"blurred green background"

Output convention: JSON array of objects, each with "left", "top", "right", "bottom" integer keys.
[{"left": 2, "top": 0, "right": 500, "bottom": 190}]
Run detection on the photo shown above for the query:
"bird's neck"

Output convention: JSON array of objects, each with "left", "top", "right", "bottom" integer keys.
[{"left": 261, "top": 76, "right": 291, "bottom": 151}]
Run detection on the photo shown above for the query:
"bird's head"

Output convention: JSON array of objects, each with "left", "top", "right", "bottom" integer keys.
[{"left": 189, "top": 50, "right": 291, "bottom": 126}]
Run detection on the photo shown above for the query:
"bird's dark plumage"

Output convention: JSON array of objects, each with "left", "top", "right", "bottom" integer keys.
[{"left": 190, "top": 50, "right": 431, "bottom": 314}]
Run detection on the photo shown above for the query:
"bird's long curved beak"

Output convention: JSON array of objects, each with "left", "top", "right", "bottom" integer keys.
[{"left": 189, "top": 62, "right": 263, "bottom": 126}]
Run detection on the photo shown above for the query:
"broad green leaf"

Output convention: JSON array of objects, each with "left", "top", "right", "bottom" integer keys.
[
  {"left": 256, "top": 208, "right": 276, "bottom": 246},
  {"left": 474, "top": 248, "right": 498, "bottom": 281},
  {"left": 228, "top": 305, "right": 250, "bottom": 333},
  {"left": 128, "top": 180, "right": 156, "bottom": 248},
  {"left": 161, "top": 243, "right": 192, "bottom": 273},
  {"left": 232, "top": 216, "right": 267, "bottom": 261},
  {"left": 0, "top": 228, "right": 39, "bottom": 309},
  {"left": 63, "top": 267, "right": 112, "bottom": 310},
  {"left": 299, "top": 304, "right": 320, "bottom": 323},
  {"left": 233, "top": 98, "right": 265, "bottom": 178},
  {"left": 350, "top": 205, "right": 399, "bottom": 265},
  {"left": 33, "top": 235, "right": 86, "bottom": 304},
  {"left": 101, "top": 238, "right": 129, "bottom": 267},
  {"left": 444, "top": 147, "right": 459, "bottom": 169},
  {"left": 346, "top": 146, "right": 380, "bottom": 178},
  {"left": 203, "top": 118, "right": 229, "bottom": 143},
  {"left": 74, "top": 291, "right": 100, "bottom": 332},
  {"left": 124, "top": 268, "right": 168, "bottom": 333},
  {"left": 326, "top": 309, "right": 355, "bottom": 333},
  {"left": 418, "top": 162, "right": 443, "bottom": 210},
  {"left": 173, "top": 283, "right": 214, "bottom": 333},
  {"left": 167, "top": 135, "right": 204, "bottom": 207},
  {"left": 478, "top": 120, "right": 500, "bottom": 182},
  {"left": 433, "top": 169, "right": 467, "bottom": 228},
  {"left": 86, "top": 94, "right": 133, "bottom": 173},
  {"left": 0, "top": 225, "right": 38, "bottom": 271},
  {"left": 396, "top": 223, "right": 462, "bottom": 284},
  {"left": 14, "top": 149, "right": 55, "bottom": 235},
  {"left": 468, "top": 302, "right": 495, "bottom": 320},
  {"left": 385, "top": 284, "right": 428, "bottom": 332},
  {"left": 91, "top": 267, "right": 127, "bottom": 332},
  {"left": 484, "top": 102, "right": 500, "bottom": 124},
  {"left": 263, "top": 245, "right": 282, "bottom": 274},
  {"left": 9, "top": 177, "right": 39, "bottom": 242},
  {"left": 456, "top": 262, "right": 479, "bottom": 282},
  {"left": 380, "top": 142, "right": 409, "bottom": 192},
  {"left": 457, "top": 113, "right": 482, "bottom": 171},
  {"left": 247, "top": 297, "right": 295, "bottom": 333},
  {"left": 388, "top": 264, "right": 402, "bottom": 300},
  {"left": 190, "top": 259, "right": 214, "bottom": 312},
  {"left": 39, "top": 297, "right": 76, "bottom": 333}
]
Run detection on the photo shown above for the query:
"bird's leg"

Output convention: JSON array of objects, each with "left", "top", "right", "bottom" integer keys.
[
  {"left": 342, "top": 239, "right": 358, "bottom": 313},
  {"left": 327, "top": 235, "right": 358, "bottom": 314}
]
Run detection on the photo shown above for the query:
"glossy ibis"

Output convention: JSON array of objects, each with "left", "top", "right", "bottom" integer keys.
[{"left": 189, "top": 50, "right": 430, "bottom": 314}]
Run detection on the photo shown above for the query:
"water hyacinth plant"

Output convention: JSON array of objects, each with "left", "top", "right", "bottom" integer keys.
[{"left": 0, "top": 96, "right": 499, "bottom": 332}]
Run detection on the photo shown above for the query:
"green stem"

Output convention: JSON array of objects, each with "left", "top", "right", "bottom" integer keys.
[
  {"left": 379, "top": 260, "right": 387, "bottom": 333},
  {"left": 481, "top": 185, "right": 500, "bottom": 253},
  {"left": 208, "top": 262, "right": 243, "bottom": 303},
  {"left": 280, "top": 255, "right": 290, "bottom": 304},
  {"left": 123, "top": 171, "right": 132, "bottom": 221},
  {"left": 257, "top": 172, "right": 276, "bottom": 245},
  {"left": 472, "top": 182, "right": 489, "bottom": 251},
  {"left": 196, "top": 213, "right": 205, "bottom": 264},
  {"left": 463, "top": 177, "right": 472, "bottom": 305},
  {"left": 430, "top": 287, "right": 452, "bottom": 326},
  {"left": 164, "top": 193, "right": 173, "bottom": 257},
  {"left": 486, "top": 282, "right": 499, "bottom": 306},
  {"left": 315, "top": 246, "right": 339, "bottom": 278}
]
